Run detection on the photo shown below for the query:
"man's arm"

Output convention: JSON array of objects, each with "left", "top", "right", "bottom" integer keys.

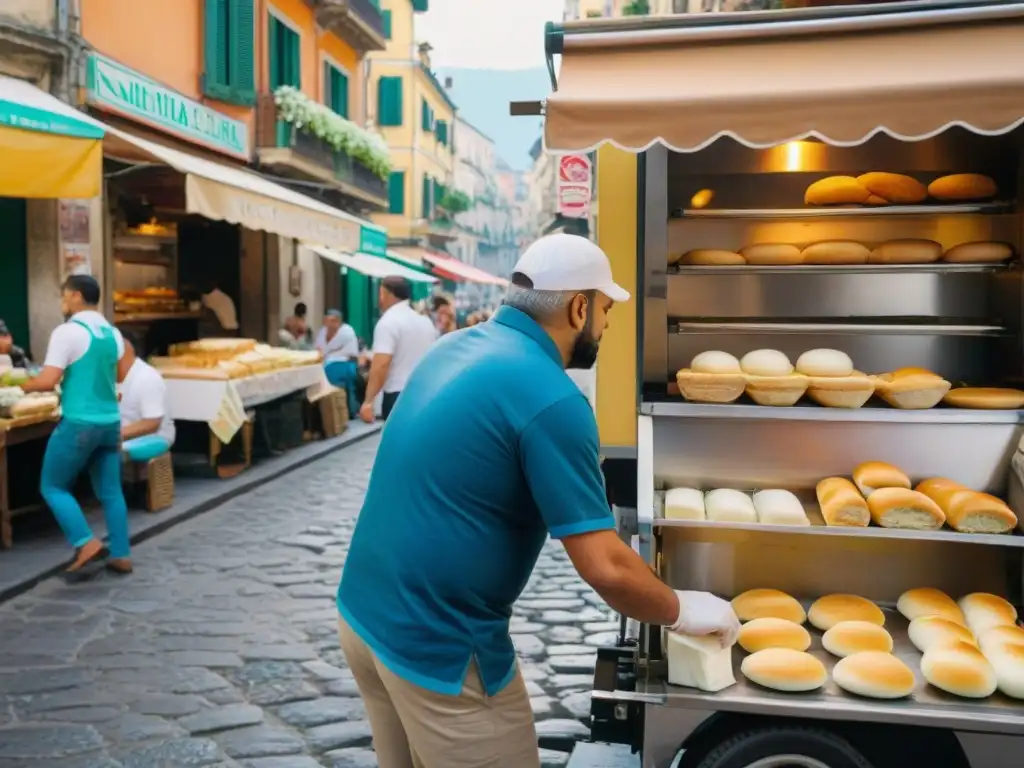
[
  {"left": 122, "top": 417, "right": 161, "bottom": 440},
  {"left": 23, "top": 326, "right": 73, "bottom": 393},
  {"left": 362, "top": 354, "right": 392, "bottom": 405},
  {"left": 21, "top": 366, "right": 63, "bottom": 393}
]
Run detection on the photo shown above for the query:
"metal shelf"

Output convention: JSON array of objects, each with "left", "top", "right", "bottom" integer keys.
[
  {"left": 671, "top": 202, "right": 1014, "bottom": 219},
  {"left": 670, "top": 263, "right": 1013, "bottom": 276},
  {"left": 671, "top": 322, "right": 1007, "bottom": 336},
  {"left": 641, "top": 401, "right": 1024, "bottom": 424}
]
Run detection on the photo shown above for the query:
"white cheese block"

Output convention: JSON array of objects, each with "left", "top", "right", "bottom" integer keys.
[
  {"left": 665, "top": 631, "right": 736, "bottom": 692},
  {"left": 664, "top": 488, "right": 706, "bottom": 520},
  {"left": 753, "top": 489, "right": 810, "bottom": 526},
  {"left": 705, "top": 489, "right": 757, "bottom": 523}
]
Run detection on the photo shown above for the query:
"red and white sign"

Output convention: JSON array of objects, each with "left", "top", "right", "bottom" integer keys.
[{"left": 557, "top": 154, "right": 592, "bottom": 218}]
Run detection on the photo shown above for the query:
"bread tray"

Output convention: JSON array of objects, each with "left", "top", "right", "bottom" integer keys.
[
  {"left": 670, "top": 262, "right": 1013, "bottom": 276},
  {"left": 671, "top": 202, "right": 1013, "bottom": 219},
  {"left": 642, "top": 401, "right": 1023, "bottom": 424}
]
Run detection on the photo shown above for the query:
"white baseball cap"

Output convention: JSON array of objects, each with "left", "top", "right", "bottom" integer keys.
[{"left": 512, "top": 234, "right": 630, "bottom": 303}]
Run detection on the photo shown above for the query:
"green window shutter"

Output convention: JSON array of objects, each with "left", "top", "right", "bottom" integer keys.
[
  {"left": 325, "top": 64, "right": 348, "bottom": 118},
  {"left": 203, "top": 0, "right": 231, "bottom": 100},
  {"left": 422, "top": 174, "right": 432, "bottom": 218},
  {"left": 433, "top": 179, "right": 444, "bottom": 209},
  {"left": 378, "top": 76, "right": 402, "bottom": 126},
  {"left": 286, "top": 25, "right": 301, "bottom": 88},
  {"left": 228, "top": 0, "right": 255, "bottom": 104},
  {"left": 382, "top": 9, "right": 392, "bottom": 39},
  {"left": 413, "top": 0, "right": 429, "bottom": 11},
  {"left": 268, "top": 16, "right": 281, "bottom": 89},
  {"left": 388, "top": 171, "right": 405, "bottom": 214},
  {"left": 269, "top": 17, "right": 300, "bottom": 89},
  {"left": 436, "top": 119, "right": 447, "bottom": 146},
  {"left": 420, "top": 99, "right": 429, "bottom": 131}
]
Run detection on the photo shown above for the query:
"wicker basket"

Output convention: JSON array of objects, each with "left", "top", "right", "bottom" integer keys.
[
  {"left": 146, "top": 452, "right": 175, "bottom": 512},
  {"left": 319, "top": 389, "right": 350, "bottom": 438}
]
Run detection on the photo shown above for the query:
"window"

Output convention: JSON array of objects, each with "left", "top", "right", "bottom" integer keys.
[
  {"left": 422, "top": 174, "right": 432, "bottom": 218},
  {"left": 325, "top": 62, "right": 349, "bottom": 119},
  {"left": 435, "top": 119, "right": 448, "bottom": 146},
  {"left": 388, "top": 171, "right": 405, "bottom": 214},
  {"left": 382, "top": 9, "right": 392, "bottom": 39},
  {"left": 378, "top": 76, "right": 403, "bottom": 126},
  {"left": 412, "top": 0, "right": 429, "bottom": 10},
  {"left": 268, "top": 13, "right": 301, "bottom": 90},
  {"left": 203, "top": 0, "right": 255, "bottom": 104},
  {"left": 420, "top": 99, "right": 433, "bottom": 132}
]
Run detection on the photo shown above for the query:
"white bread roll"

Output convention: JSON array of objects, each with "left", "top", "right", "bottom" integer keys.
[
  {"left": 691, "top": 351, "right": 742, "bottom": 374},
  {"left": 731, "top": 588, "right": 807, "bottom": 624},
  {"left": 908, "top": 616, "right": 977, "bottom": 653},
  {"left": 804, "top": 176, "right": 870, "bottom": 206},
  {"left": 705, "top": 489, "right": 756, "bottom": 523},
  {"left": 833, "top": 651, "right": 916, "bottom": 699},
  {"left": 941, "top": 242, "right": 1014, "bottom": 264},
  {"left": 856, "top": 172, "right": 927, "bottom": 204},
  {"left": 897, "top": 587, "right": 965, "bottom": 625},
  {"left": 665, "top": 632, "right": 736, "bottom": 692},
  {"left": 867, "top": 488, "right": 945, "bottom": 530},
  {"left": 795, "top": 349, "right": 854, "bottom": 377},
  {"left": 944, "top": 492, "right": 1018, "bottom": 535},
  {"left": 681, "top": 249, "right": 745, "bottom": 266},
  {"left": 740, "top": 648, "right": 827, "bottom": 692},
  {"left": 740, "top": 243, "right": 803, "bottom": 265},
  {"left": 752, "top": 489, "right": 809, "bottom": 526},
  {"left": 927, "top": 173, "right": 997, "bottom": 201},
  {"left": 737, "top": 618, "right": 811, "bottom": 653},
  {"left": 815, "top": 477, "right": 870, "bottom": 527},
  {"left": 808, "top": 594, "right": 885, "bottom": 631},
  {"left": 740, "top": 349, "right": 793, "bottom": 377},
  {"left": 852, "top": 461, "right": 911, "bottom": 496},
  {"left": 978, "top": 624, "right": 1024, "bottom": 656},
  {"left": 959, "top": 593, "right": 1018, "bottom": 636},
  {"left": 800, "top": 241, "right": 871, "bottom": 265},
  {"left": 664, "top": 488, "right": 705, "bottom": 521},
  {"left": 868, "top": 239, "right": 942, "bottom": 264},
  {"left": 822, "top": 621, "right": 894, "bottom": 658},
  {"left": 984, "top": 641, "right": 1024, "bottom": 699},
  {"left": 921, "top": 640, "right": 997, "bottom": 698},
  {"left": 943, "top": 387, "right": 1024, "bottom": 410}
]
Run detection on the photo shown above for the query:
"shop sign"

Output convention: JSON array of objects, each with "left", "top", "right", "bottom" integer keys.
[
  {"left": 58, "top": 200, "right": 92, "bottom": 279},
  {"left": 359, "top": 226, "right": 388, "bottom": 258},
  {"left": 557, "top": 154, "right": 592, "bottom": 219},
  {"left": 86, "top": 54, "right": 249, "bottom": 159}
]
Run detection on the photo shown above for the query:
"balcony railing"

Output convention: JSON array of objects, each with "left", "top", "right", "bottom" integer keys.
[{"left": 314, "top": 0, "right": 386, "bottom": 52}]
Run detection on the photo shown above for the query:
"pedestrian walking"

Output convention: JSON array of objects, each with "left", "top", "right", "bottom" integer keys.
[
  {"left": 22, "top": 275, "right": 132, "bottom": 577},
  {"left": 336, "top": 234, "right": 740, "bottom": 767},
  {"left": 358, "top": 276, "right": 436, "bottom": 423}
]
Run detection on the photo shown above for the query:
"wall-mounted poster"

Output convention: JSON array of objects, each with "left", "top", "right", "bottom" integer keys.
[{"left": 58, "top": 199, "right": 92, "bottom": 278}]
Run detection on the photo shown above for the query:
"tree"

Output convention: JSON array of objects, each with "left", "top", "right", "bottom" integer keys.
[{"left": 622, "top": 0, "right": 651, "bottom": 14}]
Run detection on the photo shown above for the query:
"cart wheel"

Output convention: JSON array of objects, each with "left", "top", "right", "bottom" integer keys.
[{"left": 693, "top": 727, "right": 875, "bottom": 768}]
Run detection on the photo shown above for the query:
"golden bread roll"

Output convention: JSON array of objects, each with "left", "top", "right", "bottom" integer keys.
[
  {"left": 978, "top": 624, "right": 1024, "bottom": 655},
  {"left": 959, "top": 593, "right": 1018, "bottom": 636},
  {"left": 731, "top": 588, "right": 806, "bottom": 624},
  {"left": 892, "top": 366, "right": 937, "bottom": 378},
  {"left": 800, "top": 241, "right": 870, "bottom": 265},
  {"left": 873, "top": 370, "right": 951, "bottom": 410},
  {"left": 867, "top": 488, "right": 945, "bottom": 530},
  {"left": 856, "top": 172, "right": 928, "bottom": 205},
  {"left": 806, "top": 374, "right": 875, "bottom": 409},
  {"left": 157, "top": 367, "right": 231, "bottom": 381},
  {"left": 833, "top": 651, "right": 916, "bottom": 699},
  {"left": 737, "top": 618, "right": 812, "bottom": 654},
  {"left": 795, "top": 349, "right": 854, "bottom": 377},
  {"left": 941, "top": 242, "right": 1014, "bottom": 264},
  {"left": 852, "top": 461, "right": 910, "bottom": 496},
  {"left": 740, "top": 349, "right": 793, "bottom": 377},
  {"left": 908, "top": 616, "right": 977, "bottom": 653},
  {"left": 740, "top": 243, "right": 803, "bottom": 265},
  {"left": 690, "top": 189, "right": 714, "bottom": 209},
  {"left": 822, "top": 621, "right": 894, "bottom": 658},
  {"left": 808, "top": 594, "right": 885, "bottom": 631},
  {"left": 804, "top": 176, "right": 870, "bottom": 206},
  {"left": 927, "top": 173, "right": 997, "bottom": 201},
  {"left": 921, "top": 640, "right": 997, "bottom": 698},
  {"left": 943, "top": 492, "right": 1018, "bottom": 534},
  {"left": 868, "top": 239, "right": 942, "bottom": 265},
  {"left": 680, "top": 249, "right": 745, "bottom": 266},
  {"left": 677, "top": 352, "right": 745, "bottom": 403},
  {"left": 865, "top": 194, "right": 888, "bottom": 205},
  {"left": 985, "top": 641, "right": 1024, "bottom": 699},
  {"left": 897, "top": 587, "right": 966, "bottom": 625},
  {"left": 740, "top": 648, "right": 827, "bottom": 692},
  {"left": 943, "top": 387, "right": 1024, "bottom": 410},
  {"left": 664, "top": 488, "right": 706, "bottom": 521},
  {"left": 815, "top": 477, "right": 870, "bottom": 527},
  {"left": 744, "top": 375, "right": 809, "bottom": 407}
]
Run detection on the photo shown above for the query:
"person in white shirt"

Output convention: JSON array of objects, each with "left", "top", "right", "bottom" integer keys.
[
  {"left": 360, "top": 276, "right": 438, "bottom": 423},
  {"left": 118, "top": 338, "right": 175, "bottom": 453},
  {"left": 200, "top": 281, "right": 239, "bottom": 334},
  {"left": 316, "top": 309, "right": 361, "bottom": 417}
]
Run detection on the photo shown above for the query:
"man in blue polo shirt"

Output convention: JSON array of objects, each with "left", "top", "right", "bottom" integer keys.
[{"left": 336, "top": 234, "right": 739, "bottom": 767}]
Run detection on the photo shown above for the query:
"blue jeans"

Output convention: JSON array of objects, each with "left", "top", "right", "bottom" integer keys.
[
  {"left": 40, "top": 420, "right": 129, "bottom": 558},
  {"left": 325, "top": 360, "right": 360, "bottom": 416}
]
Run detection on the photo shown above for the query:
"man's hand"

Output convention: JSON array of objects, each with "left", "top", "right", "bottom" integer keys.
[
  {"left": 670, "top": 590, "right": 741, "bottom": 648},
  {"left": 358, "top": 402, "right": 375, "bottom": 424}
]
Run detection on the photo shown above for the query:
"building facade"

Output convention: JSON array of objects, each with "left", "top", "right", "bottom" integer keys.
[{"left": 563, "top": 0, "right": 778, "bottom": 18}]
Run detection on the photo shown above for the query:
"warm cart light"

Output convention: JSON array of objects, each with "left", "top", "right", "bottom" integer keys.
[
  {"left": 785, "top": 141, "right": 804, "bottom": 172},
  {"left": 690, "top": 189, "right": 714, "bottom": 209}
]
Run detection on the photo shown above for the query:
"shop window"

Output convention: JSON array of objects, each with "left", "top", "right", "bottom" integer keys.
[
  {"left": 378, "top": 76, "right": 403, "bottom": 127},
  {"left": 388, "top": 171, "right": 406, "bottom": 214},
  {"left": 203, "top": 0, "right": 256, "bottom": 105},
  {"left": 268, "top": 13, "right": 301, "bottom": 90},
  {"left": 325, "top": 63, "right": 349, "bottom": 119},
  {"left": 422, "top": 174, "right": 433, "bottom": 218},
  {"left": 383, "top": 9, "right": 392, "bottom": 39},
  {"left": 435, "top": 119, "right": 448, "bottom": 147}
]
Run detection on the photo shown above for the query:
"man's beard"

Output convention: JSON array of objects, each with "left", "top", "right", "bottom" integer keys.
[{"left": 567, "top": 325, "right": 600, "bottom": 370}]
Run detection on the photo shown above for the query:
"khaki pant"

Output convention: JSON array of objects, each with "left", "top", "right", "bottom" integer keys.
[{"left": 338, "top": 617, "right": 541, "bottom": 768}]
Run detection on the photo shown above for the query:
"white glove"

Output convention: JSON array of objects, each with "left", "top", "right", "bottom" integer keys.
[{"left": 669, "top": 590, "right": 741, "bottom": 648}]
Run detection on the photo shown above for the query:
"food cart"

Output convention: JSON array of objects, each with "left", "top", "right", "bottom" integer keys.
[{"left": 525, "top": 2, "right": 1024, "bottom": 766}]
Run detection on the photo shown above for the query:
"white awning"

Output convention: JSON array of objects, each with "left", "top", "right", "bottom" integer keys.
[{"left": 311, "top": 245, "right": 437, "bottom": 283}]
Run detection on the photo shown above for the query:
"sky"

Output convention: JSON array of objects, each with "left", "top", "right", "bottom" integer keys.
[{"left": 416, "top": 0, "right": 565, "bottom": 70}]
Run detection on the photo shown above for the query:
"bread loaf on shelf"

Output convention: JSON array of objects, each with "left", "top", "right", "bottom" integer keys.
[
  {"left": 800, "top": 241, "right": 871, "bottom": 265},
  {"left": 833, "top": 651, "right": 916, "bottom": 699},
  {"left": 680, "top": 249, "right": 745, "bottom": 266},
  {"left": 959, "top": 593, "right": 1018, "bottom": 636},
  {"left": 908, "top": 616, "right": 977, "bottom": 653},
  {"left": 665, "top": 632, "right": 736, "bottom": 692},
  {"left": 984, "top": 642, "right": 1024, "bottom": 699},
  {"left": 897, "top": 587, "right": 966, "bottom": 625},
  {"left": 927, "top": 173, "right": 997, "bottom": 201},
  {"left": 742, "top": 350, "right": 807, "bottom": 407},
  {"left": 943, "top": 387, "right": 1024, "bottom": 410},
  {"left": 664, "top": 488, "right": 706, "bottom": 521},
  {"left": 752, "top": 489, "right": 810, "bottom": 526},
  {"left": 808, "top": 594, "right": 885, "bottom": 631},
  {"left": 740, "top": 243, "right": 803, "bottom": 265},
  {"left": 852, "top": 461, "right": 911, "bottom": 496},
  {"left": 868, "top": 239, "right": 942, "bottom": 264},
  {"left": 855, "top": 172, "right": 928, "bottom": 205},
  {"left": 731, "top": 588, "right": 807, "bottom": 624},
  {"left": 737, "top": 618, "right": 811, "bottom": 653},
  {"left": 705, "top": 489, "right": 757, "bottom": 523},
  {"left": 921, "top": 640, "right": 998, "bottom": 698},
  {"left": 676, "top": 351, "right": 746, "bottom": 404},
  {"left": 915, "top": 478, "right": 1018, "bottom": 534},
  {"left": 796, "top": 348, "right": 854, "bottom": 377},
  {"left": 978, "top": 624, "right": 1024, "bottom": 656},
  {"left": 873, "top": 369, "right": 951, "bottom": 410},
  {"left": 740, "top": 648, "right": 827, "bottom": 692},
  {"left": 740, "top": 349, "right": 793, "bottom": 377},
  {"left": 867, "top": 488, "right": 946, "bottom": 530},
  {"left": 941, "top": 242, "right": 1014, "bottom": 264},
  {"left": 816, "top": 477, "right": 870, "bottom": 527},
  {"left": 822, "top": 621, "right": 894, "bottom": 657},
  {"left": 804, "top": 176, "right": 871, "bottom": 206}
]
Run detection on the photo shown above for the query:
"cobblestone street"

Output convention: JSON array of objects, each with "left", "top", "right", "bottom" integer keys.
[{"left": 0, "top": 436, "right": 614, "bottom": 767}]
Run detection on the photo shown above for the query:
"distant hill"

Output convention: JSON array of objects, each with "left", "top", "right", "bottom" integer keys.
[{"left": 438, "top": 67, "right": 550, "bottom": 171}]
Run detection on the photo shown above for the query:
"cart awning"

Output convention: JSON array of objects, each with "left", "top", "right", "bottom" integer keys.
[
  {"left": 312, "top": 246, "right": 437, "bottom": 283},
  {"left": 0, "top": 75, "right": 104, "bottom": 198},
  {"left": 420, "top": 250, "right": 509, "bottom": 286},
  {"left": 102, "top": 126, "right": 384, "bottom": 252},
  {"left": 545, "top": 4, "right": 1024, "bottom": 152}
]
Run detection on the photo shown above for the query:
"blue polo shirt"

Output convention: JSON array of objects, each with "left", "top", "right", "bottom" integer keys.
[{"left": 337, "top": 306, "right": 615, "bottom": 696}]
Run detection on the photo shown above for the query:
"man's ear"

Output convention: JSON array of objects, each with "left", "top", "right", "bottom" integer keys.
[{"left": 568, "top": 293, "right": 589, "bottom": 332}]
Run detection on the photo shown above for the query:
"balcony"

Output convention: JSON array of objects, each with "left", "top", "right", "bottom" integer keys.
[
  {"left": 255, "top": 94, "right": 388, "bottom": 209},
  {"left": 312, "top": 0, "right": 387, "bottom": 54}
]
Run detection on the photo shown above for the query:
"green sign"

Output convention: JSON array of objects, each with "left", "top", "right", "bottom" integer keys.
[
  {"left": 359, "top": 225, "right": 388, "bottom": 258},
  {"left": 0, "top": 98, "right": 102, "bottom": 139},
  {"left": 85, "top": 53, "right": 248, "bottom": 158}
]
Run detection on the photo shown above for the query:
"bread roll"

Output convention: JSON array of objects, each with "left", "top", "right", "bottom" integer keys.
[
  {"left": 808, "top": 594, "right": 885, "bottom": 631},
  {"left": 665, "top": 632, "right": 736, "bottom": 692},
  {"left": 822, "top": 621, "right": 894, "bottom": 658},
  {"left": 677, "top": 350, "right": 744, "bottom": 403},
  {"left": 731, "top": 588, "right": 807, "bottom": 624},
  {"left": 741, "top": 648, "right": 827, "bottom": 692},
  {"left": 959, "top": 593, "right": 1018, "bottom": 636},
  {"left": 944, "top": 492, "right": 1018, "bottom": 535},
  {"left": 856, "top": 172, "right": 927, "bottom": 205},
  {"left": 897, "top": 587, "right": 965, "bottom": 625},
  {"left": 921, "top": 640, "right": 997, "bottom": 698},
  {"left": 815, "top": 477, "right": 870, "bottom": 527},
  {"left": 705, "top": 489, "right": 757, "bottom": 523},
  {"left": 941, "top": 242, "right": 1014, "bottom": 264},
  {"left": 891, "top": 366, "right": 937, "bottom": 378},
  {"left": 737, "top": 618, "right": 811, "bottom": 653},
  {"left": 869, "top": 239, "right": 942, "bottom": 264},
  {"left": 908, "top": 616, "right": 977, "bottom": 653},
  {"left": 740, "top": 349, "right": 793, "bottom": 377},
  {"left": 795, "top": 349, "right": 854, "bottom": 378},
  {"left": 804, "top": 176, "right": 870, "bottom": 206},
  {"left": 664, "top": 488, "right": 705, "bottom": 521},
  {"left": 744, "top": 374, "right": 809, "bottom": 407},
  {"left": 740, "top": 243, "right": 803, "bottom": 265},
  {"left": 867, "top": 488, "right": 945, "bottom": 530},
  {"left": 852, "top": 461, "right": 910, "bottom": 496},
  {"left": 833, "top": 651, "right": 916, "bottom": 699},
  {"left": 752, "top": 489, "right": 810, "bottom": 526},
  {"left": 691, "top": 351, "right": 740, "bottom": 373},
  {"left": 806, "top": 374, "right": 875, "bottom": 409},
  {"left": 680, "top": 249, "right": 745, "bottom": 266},
  {"left": 865, "top": 194, "right": 888, "bottom": 206},
  {"left": 801, "top": 241, "right": 870, "bottom": 265},
  {"left": 984, "top": 641, "right": 1024, "bottom": 699},
  {"left": 943, "top": 387, "right": 1024, "bottom": 410},
  {"left": 978, "top": 624, "right": 1024, "bottom": 656},
  {"left": 927, "top": 174, "right": 997, "bottom": 202},
  {"left": 873, "top": 370, "right": 951, "bottom": 410}
]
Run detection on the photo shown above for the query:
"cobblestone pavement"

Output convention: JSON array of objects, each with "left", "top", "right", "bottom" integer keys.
[{"left": 0, "top": 436, "right": 614, "bottom": 767}]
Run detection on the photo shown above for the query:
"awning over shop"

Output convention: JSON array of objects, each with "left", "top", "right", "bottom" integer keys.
[
  {"left": 0, "top": 75, "right": 104, "bottom": 198},
  {"left": 544, "top": 4, "right": 1024, "bottom": 152},
  {"left": 101, "top": 126, "right": 385, "bottom": 253},
  {"left": 421, "top": 251, "right": 509, "bottom": 287},
  {"left": 310, "top": 246, "right": 438, "bottom": 283}
]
